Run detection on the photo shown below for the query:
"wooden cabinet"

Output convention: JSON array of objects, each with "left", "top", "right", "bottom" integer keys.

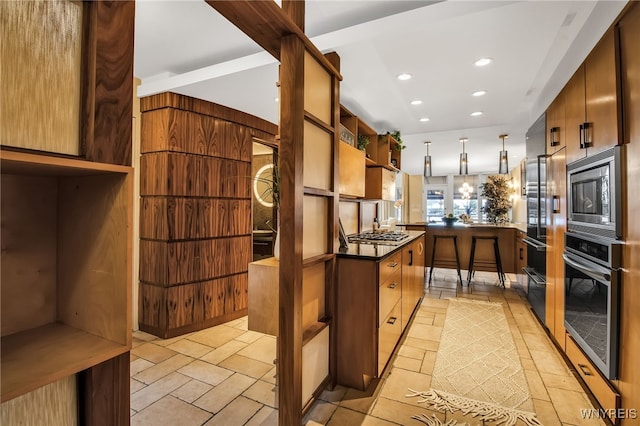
[
  {"left": 365, "top": 166, "right": 397, "bottom": 201},
  {"left": 339, "top": 142, "right": 366, "bottom": 197},
  {"left": 368, "top": 133, "right": 402, "bottom": 170},
  {"left": 0, "top": 151, "right": 133, "bottom": 405},
  {"left": 546, "top": 89, "right": 566, "bottom": 152},
  {"left": 515, "top": 230, "right": 527, "bottom": 275},
  {"left": 544, "top": 147, "right": 567, "bottom": 346},
  {"left": 402, "top": 236, "right": 426, "bottom": 330},
  {"left": 565, "top": 29, "right": 620, "bottom": 164},
  {"left": 336, "top": 237, "right": 425, "bottom": 390}
]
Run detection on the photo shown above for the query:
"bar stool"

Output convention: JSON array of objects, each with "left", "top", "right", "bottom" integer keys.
[
  {"left": 429, "top": 235, "right": 463, "bottom": 286},
  {"left": 467, "top": 236, "right": 506, "bottom": 288}
]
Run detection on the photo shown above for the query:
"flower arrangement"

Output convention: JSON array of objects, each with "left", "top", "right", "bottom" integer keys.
[{"left": 481, "top": 175, "right": 512, "bottom": 224}]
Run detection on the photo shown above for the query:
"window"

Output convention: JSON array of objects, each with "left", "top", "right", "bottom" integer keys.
[
  {"left": 453, "top": 175, "right": 479, "bottom": 220},
  {"left": 426, "top": 188, "right": 446, "bottom": 222}
]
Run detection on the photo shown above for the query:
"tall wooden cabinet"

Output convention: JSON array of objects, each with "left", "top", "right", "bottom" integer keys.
[
  {"left": 138, "top": 92, "right": 278, "bottom": 338},
  {"left": 1, "top": 2, "right": 134, "bottom": 424},
  {"left": 564, "top": 29, "right": 620, "bottom": 165}
]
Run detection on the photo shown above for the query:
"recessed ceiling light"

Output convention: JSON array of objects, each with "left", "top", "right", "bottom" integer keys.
[
  {"left": 470, "top": 111, "right": 483, "bottom": 116},
  {"left": 472, "top": 90, "right": 487, "bottom": 97},
  {"left": 419, "top": 117, "right": 430, "bottom": 122},
  {"left": 410, "top": 100, "right": 423, "bottom": 105},
  {"left": 397, "top": 73, "right": 412, "bottom": 81},
  {"left": 474, "top": 58, "right": 492, "bottom": 67}
]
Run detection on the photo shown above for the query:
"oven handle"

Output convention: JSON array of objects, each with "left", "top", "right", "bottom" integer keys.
[
  {"left": 523, "top": 236, "right": 547, "bottom": 251},
  {"left": 562, "top": 252, "right": 611, "bottom": 282}
]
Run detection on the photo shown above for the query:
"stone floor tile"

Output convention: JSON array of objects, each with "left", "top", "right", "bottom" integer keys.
[
  {"left": 403, "top": 337, "right": 439, "bottom": 351},
  {"left": 235, "top": 330, "right": 264, "bottom": 344},
  {"left": 338, "top": 382, "right": 382, "bottom": 414},
  {"left": 547, "top": 387, "right": 605, "bottom": 425},
  {"left": 133, "top": 330, "right": 158, "bottom": 342},
  {"left": 243, "top": 380, "right": 278, "bottom": 408},
  {"left": 530, "top": 349, "right": 571, "bottom": 376},
  {"left": 194, "top": 373, "right": 256, "bottom": 414},
  {"left": 134, "top": 354, "right": 193, "bottom": 385},
  {"left": 523, "top": 368, "right": 550, "bottom": 401},
  {"left": 178, "top": 360, "right": 234, "bottom": 386},
  {"left": 407, "top": 323, "right": 443, "bottom": 342},
  {"left": 539, "top": 372, "right": 583, "bottom": 392},
  {"left": 246, "top": 406, "right": 278, "bottom": 426},
  {"left": 171, "top": 379, "right": 212, "bottom": 404},
  {"left": 152, "top": 333, "right": 194, "bottom": 347},
  {"left": 131, "top": 342, "right": 178, "bottom": 364},
  {"left": 419, "top": 351, "right": 437, "bottom": 375},
  {"left": 379, "top": 367, "right": 430, "bottom": 407},
  {"left": 319, "top": 385, "right": 348, "bottom": 404},
  {"left": 225, "top": 316, "right": 249, "bottom": 331},
  {"left": 302, "top": 400, "right": 338, "bottom": 425},
  {"left": 202, "top": 396, "right": 263, "bottom": 426},
  {"left": 131, "top": 372, "right": 192, "bottom": 412},
  {"left": 260, "top": 366, "right": 278, "bottom": 385},
  {"left": 412, "top": 316, "right": 435, "bottom": 326},
  {"left": 218, "top": 354, "right": 274, "bottom": 379},
  {"left": 369, "top": 396, "right": 428, "bottom": 424},
  {"left": 531, "top": 399, "right": 562, "bottom": 426},
  {"left": 237, "top": 335, "right": 277, "bottom": 365},
  {"left": 131, "top": 395, "right": 212, "bottom": 426},
  {"left": 165, "top": 338, "right": 213, "bottom": 358},
  {"left": 392, "top": 355, "right": 421, "bottom": 372},
  {"left": 188, "top": 325, "right": 245, "bottom": 348},
  {"left": 131, "top": 378, "right": 146, "bottom": 394},
  {"left": 130, "top": 358, "right": 155, "bottom": 376},
  {"left": 397, "top": 345, "right": 425, "bottom": 360},
  {"left": 199, "top": 339, "right": 248, "bottom": 365},
  {"left": 131, "top": 353, "right": 140, "bottom": 361}
]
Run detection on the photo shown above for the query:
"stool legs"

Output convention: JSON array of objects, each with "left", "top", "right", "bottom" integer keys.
[
  {"left": 467, "top": 236, "right": 505, "bottom": 288},
  {"left": 466, "top": 238, "right": 477, "bottom": 286},
  {"left": 493, "top": 239, "right": 506, "bottom": 288},
  {"left": 452, "top": 237, "right": 463, "bottom": 285},
  {"left": 429, "top": 236, "right": 462, "bottom": 287},
  {"left": 428, "top": 237, "right": 438, "bottom": 285}
]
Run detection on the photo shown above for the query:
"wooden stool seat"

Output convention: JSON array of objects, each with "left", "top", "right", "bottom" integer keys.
[
  {"left": 429, "top": 235, "right": 463, "bottom": 286},
  {"left": 467, "top": 235, "right": 506, "bottom": 288}
]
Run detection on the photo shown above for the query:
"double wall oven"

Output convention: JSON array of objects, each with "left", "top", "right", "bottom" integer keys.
[{"left": 563, "top": 146, "right": 624, "bottom": 380}]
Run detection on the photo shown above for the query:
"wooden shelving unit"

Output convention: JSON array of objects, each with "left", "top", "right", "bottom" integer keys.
[{"left": 0, "top": 150, "right": 133, "bottom": 403}]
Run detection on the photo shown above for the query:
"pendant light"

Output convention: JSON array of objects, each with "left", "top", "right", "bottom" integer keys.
[
  {"left": 423, "top": 141, "right": 432, "bottom": 177},
  {"left": 459, "top": 138, "right": 468, "bottom": 175},
  {"left": 498, "top": 134, "right": 509, "bottom": 174}
]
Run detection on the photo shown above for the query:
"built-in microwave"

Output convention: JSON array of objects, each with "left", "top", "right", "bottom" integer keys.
[{"left": 567, "top": 146, "right": 623, "bottom": 240}]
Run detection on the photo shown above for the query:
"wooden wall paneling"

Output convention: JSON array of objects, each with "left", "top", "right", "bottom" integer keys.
[
  {"left": 303, "top": 121, "right": 333, "bottom": 191},
  {"left": 140, "top": 108, "right": 170, "bottom": 153},
  {"left": 79, "top": 351, "right": 130, "bottom": 426},
  {"left": 303, "top": 196, "right": 329, "bottom": 259},
  {"left": 616, "top": 2, "right": 640, "bottom": 421},
  {"left": 139, "top": 92, "right": 279, "bottom": 136},
  {"left": 201, "top": 278, "right": 227, "bottom": 322},
  {"left": 0, "top": 1, "right": 83, "bottom": 156},
  {"left": 82, "top": 1, "right": 134, "bottom": 166},
  {"left": 228, "top": 122, "right": 253, "bottom": 162},
  {"left": 166, "top": 283, "right": 197, "bottom": 330},
  {"left": 0, "top": 376, "right": 77, "bottom": 426},
  {"left": 138, "top": 283, "right": 166, "bottom": 332},
  {"left": 1, "top": 175, "right": 58, "bottom": 336},
  {"left": 302, "top": 262, "right": 326, "bottom": 331}
]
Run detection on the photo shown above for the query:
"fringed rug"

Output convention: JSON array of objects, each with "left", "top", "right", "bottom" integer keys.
[{"left": 408, "top": 299, "right": 541, "bottom": 426}]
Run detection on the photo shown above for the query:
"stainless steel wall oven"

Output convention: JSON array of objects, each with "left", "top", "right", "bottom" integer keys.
[{"left": 563, "top": 231, "right": 622, "bottom": 379}]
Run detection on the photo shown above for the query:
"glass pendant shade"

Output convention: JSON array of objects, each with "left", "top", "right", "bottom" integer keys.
[
  {"left": 498, "top": 134, "right": 509, "bottom": 174},
  {"left": 423, "top": 141, "right": 432, "bottom": 177},
  {"left": 459, "top": 138, "right": 468, "bottom": 175}
]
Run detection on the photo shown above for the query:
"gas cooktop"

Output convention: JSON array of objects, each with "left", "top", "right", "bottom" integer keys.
[{"left": 348, "top": 231, "right": 410, "bottom": 246}]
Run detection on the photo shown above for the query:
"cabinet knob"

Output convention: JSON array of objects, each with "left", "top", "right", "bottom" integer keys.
[
  {"left": 387, "top": 316, "right": 397, "bottom": 325},
  {"left": 388, "top": 262, "right": 398, "bottom": 268},
  {"left": 578, "top": 363, "right": 593, "bottom": 376},
  {"left": 388, "top": 282, "right": 397, "bottom": 289}
]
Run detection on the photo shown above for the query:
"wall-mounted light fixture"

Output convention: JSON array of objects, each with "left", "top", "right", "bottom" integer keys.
[
  {"left": 498, "top": 134, "right": 509, "bottom": 174},
  {"left": 459, "top": 137, "right": 468, "bottom": 175},
  {"left": 424, "top": 141, "right": 432, "bottom": 177}
]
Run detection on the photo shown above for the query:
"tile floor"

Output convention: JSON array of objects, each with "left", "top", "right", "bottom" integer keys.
[{"left": 130, "top": 269, "right": 605, "bottom": 425}]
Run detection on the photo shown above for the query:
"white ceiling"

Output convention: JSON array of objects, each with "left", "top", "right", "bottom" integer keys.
[{"left": 134, "top": 0, "right": 627, "bottom": 177}]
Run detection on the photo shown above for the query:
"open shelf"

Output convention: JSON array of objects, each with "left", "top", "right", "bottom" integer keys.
[
  {"left": 1, "top": 323, "right": 129, "bottom": 402},
  {"left": 1, "top": 148, "right": 133, "bottom": 403}
]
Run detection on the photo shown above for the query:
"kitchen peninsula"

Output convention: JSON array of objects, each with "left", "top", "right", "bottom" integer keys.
[
  {"left": 335, "top": 230, "right": 425, "bottom": 390},
  {"left": 403, "top": 223, "right": 527, "bottom": 275}
]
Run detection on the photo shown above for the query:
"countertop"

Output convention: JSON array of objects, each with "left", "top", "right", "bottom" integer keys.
[
  {"left": 399, "top": 222, "right": 527, "bottom": 232},
  {"left": 337, "top": 230, "right": 425, "bottom": 260}
]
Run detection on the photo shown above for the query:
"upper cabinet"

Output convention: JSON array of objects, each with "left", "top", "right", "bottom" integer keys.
[
  {"left": 565, "top": 29, "right": 621, "bottom": 164},
  {"left": 546, "top": 88, "right": 566, "bottom": 153}
]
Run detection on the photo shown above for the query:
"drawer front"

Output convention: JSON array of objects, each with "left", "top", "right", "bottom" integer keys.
[
  {"left": 378, "top": 268, "right": 401, "bottom": 326},
  {"left": 379, "top": 251, "right": 401, "bottom": 284},
  {"left": 565, "top": 334, "right": 620, "bottom": 417},
  {"left": 378, "top": 300, "right": 402, "bottom": 376}
]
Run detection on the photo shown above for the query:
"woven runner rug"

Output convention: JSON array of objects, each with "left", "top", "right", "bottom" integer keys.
[{"left": 407, "top": 299, "right": 541, "bottom": 426}]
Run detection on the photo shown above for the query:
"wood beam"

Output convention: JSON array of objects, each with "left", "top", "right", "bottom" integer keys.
[{"left": 278, "top": 33, "right": 305, "bottom": 425}]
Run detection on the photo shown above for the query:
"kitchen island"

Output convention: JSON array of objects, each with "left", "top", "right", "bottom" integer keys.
[
  {"left": 403, "top": 223, "right": 527, "bottom": 275},
  {"left": 335, "top": 230, "right": 425, "bottom": 390}
]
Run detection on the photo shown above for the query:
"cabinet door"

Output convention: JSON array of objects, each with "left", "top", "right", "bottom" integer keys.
[
  {"left": 585, "top": 28, "right": 620, "bottom": 156},
  {"left": 564, "top": 66, "right": 586, "bottom": 164},
  {"left": 546, "top": 89, "right": 566, "bottom": 152}
]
